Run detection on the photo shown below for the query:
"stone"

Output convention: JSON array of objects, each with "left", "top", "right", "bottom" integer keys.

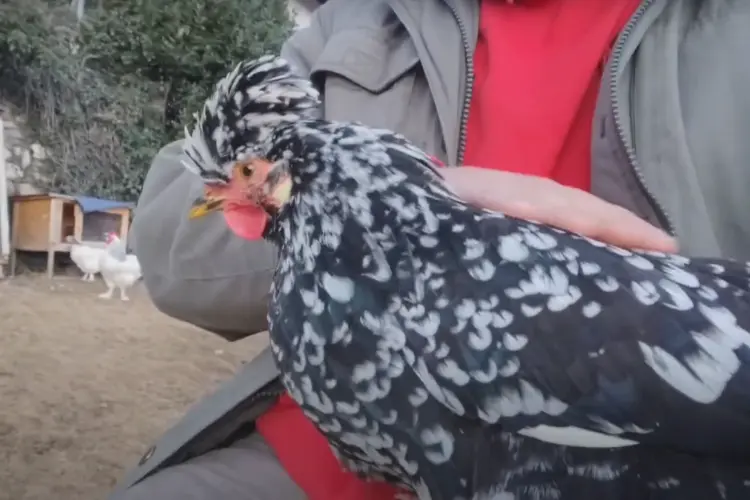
[
  {"left": 30, "top": 143, "right": 47, "bottom": 160},
  {"left": 10, "top": 182, "right": 43, "bottom": 196},
  {"left": 20, "top": 150, "right": 31, "bottom": 168},
  {"left": 4, "top": 161, "right": 22, "bottom": 180},
  {"left": 1, "top": 102, "right": 50, "bottom": 193},
  {"left": 4, "top": 127, "right": 23, "bottom": 144}
]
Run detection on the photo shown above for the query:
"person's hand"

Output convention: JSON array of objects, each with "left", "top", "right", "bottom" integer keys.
[{"left": 441, "top": 167, "right": 678, "bottom": 253}]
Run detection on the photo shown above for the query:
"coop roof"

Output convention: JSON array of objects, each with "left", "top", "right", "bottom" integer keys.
[
  {"left": 72, "top": 195, "right": 134, "bottom": 214},
  {"left": 12, "top": 193, "right": 135, "bottom": 214}
]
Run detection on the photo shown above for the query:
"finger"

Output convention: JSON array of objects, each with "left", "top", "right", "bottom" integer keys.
[{"left": 577, "top": 206, "right": 679, "bottom": 253}]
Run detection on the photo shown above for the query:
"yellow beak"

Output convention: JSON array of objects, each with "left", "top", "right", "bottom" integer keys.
[
  {"left": 189, "top": 193, "right": 226, "bottom": 219},
  {"left": 188, "top": 174, "right": 291, "bottom": 220}
]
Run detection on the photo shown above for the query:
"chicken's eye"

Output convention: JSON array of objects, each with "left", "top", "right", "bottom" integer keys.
[{"left": 239, "top": 164, "right": 253, "bottom": 178}]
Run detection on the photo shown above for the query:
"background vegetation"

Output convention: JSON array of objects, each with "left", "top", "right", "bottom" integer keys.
[{"left": 0, "top": 0, "right": 292, "bottom": 201}]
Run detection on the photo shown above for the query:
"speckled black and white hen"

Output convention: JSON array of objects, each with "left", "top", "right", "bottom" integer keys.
[{"left": 183, "top": 55, "right": 750, "bottom": 500}]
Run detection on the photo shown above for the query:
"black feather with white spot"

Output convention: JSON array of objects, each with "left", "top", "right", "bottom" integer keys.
[
  {"left": 186, "top": 56, "right": 750, "bottom": 500},
  {"left": 182, "top": 55, "right": 320, "bottom": 184}
]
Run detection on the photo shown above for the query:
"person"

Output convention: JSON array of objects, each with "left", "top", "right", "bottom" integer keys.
[{"left": 108, "top": 0, "right": 750, "bottom": 499}]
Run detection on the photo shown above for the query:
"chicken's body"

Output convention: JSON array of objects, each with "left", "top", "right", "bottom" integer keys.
[
  {"left": 183, "top": 56, "right": 750, "bottom": 500},
  {"left": 67, "top": 237, "right": 107, "bottom": 281},
  {"left": 99, "top": 233, "right": 141, "bottom": 301},
  {"left": 264, "top": 120, "right": 750, "bottom": 499}
]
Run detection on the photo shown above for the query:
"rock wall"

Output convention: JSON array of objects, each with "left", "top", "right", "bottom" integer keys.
[{"left": 1, "top": 104, "right": 48, "bottom": 196}]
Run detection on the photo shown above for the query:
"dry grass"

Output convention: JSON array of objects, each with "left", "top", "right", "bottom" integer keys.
[{"left": 0, "top": 274, "right": 267, "bottom": 500}]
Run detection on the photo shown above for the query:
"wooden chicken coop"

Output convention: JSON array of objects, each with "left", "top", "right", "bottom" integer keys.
[{"left": 8, "top": 193, "right": 133, "bottom": 278}]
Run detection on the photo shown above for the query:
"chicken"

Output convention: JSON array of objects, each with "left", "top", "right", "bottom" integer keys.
[
  {"left": 66, "top": 236, "right": 107, "bottom": 281},
  {"left": 98, "top": 232, "right": 142, "bottom": 301},
  {"left": 183, "top": 55, "right": 750, "bottom": 500}
]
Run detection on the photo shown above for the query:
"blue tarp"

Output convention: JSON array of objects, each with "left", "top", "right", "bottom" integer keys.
[{"left": 73, "top": 195, "right": 134, "bottom": 214}]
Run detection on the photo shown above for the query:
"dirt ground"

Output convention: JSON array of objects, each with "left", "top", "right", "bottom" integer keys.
[{"left": 0, "top": 274, "right": 268, "bottom": 500}]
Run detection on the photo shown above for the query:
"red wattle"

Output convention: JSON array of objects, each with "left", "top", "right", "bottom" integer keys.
[{"left": 223, "top": 205, "right": 268, "bottom": 241}]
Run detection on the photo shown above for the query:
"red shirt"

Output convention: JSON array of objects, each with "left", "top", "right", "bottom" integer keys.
[
  {"left": 464, "top": 0, "right": 641, "bottom": 190},
  {"left": 257, "top": 1, "right": 641, "bottom": 498}
]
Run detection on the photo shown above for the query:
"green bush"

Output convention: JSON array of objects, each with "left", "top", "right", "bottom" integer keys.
[{"left": 0, "top": 0, "right": 292, "bottom": 202}]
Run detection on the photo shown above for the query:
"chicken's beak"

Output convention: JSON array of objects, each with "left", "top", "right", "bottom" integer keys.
[{"left": 189, "top": 187, "right": 226, "bottom": 219}]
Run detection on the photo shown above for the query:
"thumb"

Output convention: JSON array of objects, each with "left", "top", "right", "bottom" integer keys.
[{"left": 571, "top": 203, "right": 678, "bottom": 253}]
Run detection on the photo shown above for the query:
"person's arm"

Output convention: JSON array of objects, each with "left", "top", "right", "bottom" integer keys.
[
  {"left": 130, "top": 15, "right": 331, "bottom": 341},
  {"left": 442, "top": 168, "right": 677, "bottom": 253}
]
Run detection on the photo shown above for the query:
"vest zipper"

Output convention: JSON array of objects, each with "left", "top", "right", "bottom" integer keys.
[
  {"left": 609, "top": 0, "right": 676, "bottom": 235},
  {"left": 445, "top": 2, "right": 474, "bottom": 166}
]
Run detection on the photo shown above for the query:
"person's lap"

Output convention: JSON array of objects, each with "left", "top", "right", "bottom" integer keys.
[{"left": 118, "top": 433, "right": 306, "bottom": 500}]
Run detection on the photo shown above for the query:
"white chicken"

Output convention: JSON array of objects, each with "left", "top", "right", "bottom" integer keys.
[
  {"left": 98, "top": 232, "right": 142, "bottom": 301},
  {"left": 66, "top": 236, "right": 107, "bottom": 281}
]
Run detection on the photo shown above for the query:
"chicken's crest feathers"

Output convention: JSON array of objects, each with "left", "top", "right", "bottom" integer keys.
[{"left": 182, "top": 55, "right": 321, "bottom": 183}]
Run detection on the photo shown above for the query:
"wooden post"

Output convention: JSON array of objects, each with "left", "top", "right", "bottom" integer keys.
[
  {"left": 73, "top": 204, "right": 84, "bottom": 242},
  {"left": 9, "top": 198, "right": 19, "bottom": 277},
  {"left": 0, "top": 118, "right": 10, "bottom": 274},
  {"left": 46, "top": 198, "right": 62, "bottom": 279},
  {"left": 119, "top": 209, "right": 130, "bottom": 244}
]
